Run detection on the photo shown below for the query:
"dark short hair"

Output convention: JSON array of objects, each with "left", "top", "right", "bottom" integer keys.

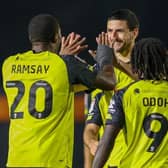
[
  {"left": 131, "top": 38, "right": 168, "bottom": 80},
  {"left": 108, "top": 9, "right": 139, "bottom": 30},
  {"left": 28, "top": 14, "right": 60, "bottom": 42}
]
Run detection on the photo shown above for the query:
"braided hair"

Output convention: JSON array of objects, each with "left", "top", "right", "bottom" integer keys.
[{"left": 131, "top": 38, "right": 168, "bottom": 80}]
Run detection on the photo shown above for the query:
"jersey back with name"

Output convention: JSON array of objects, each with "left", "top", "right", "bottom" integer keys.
[
  {"left": 2, "top": 51, "right": 74, "bottom": 167},
  {"left": 121, "top": 80, "right": 168, "bottom": 168}
]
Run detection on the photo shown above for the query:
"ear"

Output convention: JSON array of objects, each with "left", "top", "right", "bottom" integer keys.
[
  {"left": 52, "top": 34, "right": 58, "bottom": 43},
  {"left": 133, "top": 28, "right": 139, "bottom": 39},
  {"left": 53, "top": 29, "right": 62, "bottom": 43}
]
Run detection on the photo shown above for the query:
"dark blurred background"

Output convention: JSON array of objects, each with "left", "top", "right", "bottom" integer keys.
[{"left": 0, "top": 0, "right": 167, "bottom": 168}]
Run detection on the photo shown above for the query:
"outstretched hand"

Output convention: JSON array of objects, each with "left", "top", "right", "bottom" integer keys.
[
  {"left": 96, "top": 32, "right": 115, "bottom": 48},
  {"left": 59, "top": 32, "right": 88, "bottom": 55},
  {"left": 88, "top": 32, "right": 115, "bottom": 59}
]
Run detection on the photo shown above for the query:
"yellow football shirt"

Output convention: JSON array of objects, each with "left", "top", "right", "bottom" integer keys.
[
  {"left": 86, "top": 67, "right": 133, "bottom": 167},
  {"left": 108, "top": 80, "right": 168, "bottom": 168},
  {"left": 3, "top": 51, "right": 74, "bottom": 168}
]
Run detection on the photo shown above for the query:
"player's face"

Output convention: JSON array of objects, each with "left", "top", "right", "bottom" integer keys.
[{"left": 107, "top": 20, "right": 138, "bottom": 55}]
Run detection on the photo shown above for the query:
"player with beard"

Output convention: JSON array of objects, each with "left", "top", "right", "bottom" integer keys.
[
  {"left": 84, "top": 9, "right": 139, "bottom": 168},
  {"left": 92, "top": 37, "right": 168, "bottom": 168}
]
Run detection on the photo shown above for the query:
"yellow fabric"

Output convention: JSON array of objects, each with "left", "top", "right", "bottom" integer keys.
[
  {"left": 73, "top": 84, "right": 88, "bottom": 92},
  {"left": 3, "top": 51, "right": 74, "bottom": 168},
  {"left": 87, "top": 67, "right": 133, "bottom": 167},
  {"left": 114, "top": 67, "right": 133, "bottom": 90},
  {"left": 119, "top": 80, "right": 168, "bottom": 168},
  {"left": 84, "top": 89, "right": 102, "bottom": 115}
]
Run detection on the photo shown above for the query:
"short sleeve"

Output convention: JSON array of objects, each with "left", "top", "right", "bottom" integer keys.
[
  {"left": 106, "top": 89, "right": 126, "bottom": 128},
  {"left": 62, "top": 56, "right": 97, "bottom": 89},
  {"left": 86, "top": 92, "right": 104, "bottom": 126}
]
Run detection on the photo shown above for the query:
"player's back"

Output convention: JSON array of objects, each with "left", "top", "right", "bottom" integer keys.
[
  {"left": 2, "top": 51, "right": 74, "bottom": 167},
  {"left": 120, "top": 80, "right": 168, "bottom": 168}
]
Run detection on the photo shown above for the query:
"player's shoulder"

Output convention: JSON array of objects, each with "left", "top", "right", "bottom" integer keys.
[
  {"left": 114, "top": 81, "right": 137, "bottom": 101},
  {"left": 2, "top": 50, "right": 64, "bottom": 70},
  {"left": 114, "top": 67, "right": 134, "bottom": 90},
  {"left": 3, "top": 52, "right": 21, "bottom": 67},
  {"left": 121, "top": 80, "right": 147, "bottom": 101},
  {"left": 124, "top": 80, "right": 150, "bottom": 93},
  {"left": 3, "top": 50, "right": 32, "bottom": 63},
  {"left": 125, "top": 80, "right": 168, "bottom": 94}
]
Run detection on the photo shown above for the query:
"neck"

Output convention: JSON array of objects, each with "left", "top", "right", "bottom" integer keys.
[
  {"left": 32, "top": 42, "right": 55, "bottom": 53},
  {"left": 119, "top": 48, "right": 131, "bottom": 58},
  {"left": 115, "top": 41, "right": 135, "bottom": 63},
  {"left": 122, "top": 41, "right": 135, "bottom": 57}
]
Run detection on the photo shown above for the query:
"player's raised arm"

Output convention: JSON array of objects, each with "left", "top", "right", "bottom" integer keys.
[
  {"left": 59, "top": 32, "right": 116, "bottom": 90},
  {"left": 59, "top": 32, "right": 88, "bottom": 56}
]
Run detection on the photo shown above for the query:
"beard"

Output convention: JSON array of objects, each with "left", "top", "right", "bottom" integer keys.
[{"left": 113, "top": 40, "right": 132, "bottom": 55}]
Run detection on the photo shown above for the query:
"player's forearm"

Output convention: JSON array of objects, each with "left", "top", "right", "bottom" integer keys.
[
  {"left": 92, "top": 137, "right": 114, "bottom": 168},
  {"left": 83, "top": 126, "right": 99, "bottom": 168},
  {"left": 92, "top": 125, "right": 121, "bottom": 168},
  {"left": 83, "top": 127, "right": 98, "bottom": 150},
  {"left": 95, "top": 45, "right": 114, "bottom": 70},
  {"left": 94, "top": 65, "right": 116, "bottom": 90},
  {"left": 84, "top": 145, "right": 94, "bottom": 168}
]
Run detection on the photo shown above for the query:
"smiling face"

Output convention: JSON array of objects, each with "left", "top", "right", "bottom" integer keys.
[{"left": 107, "top": 20, "right": 138, "bottom": 56}]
